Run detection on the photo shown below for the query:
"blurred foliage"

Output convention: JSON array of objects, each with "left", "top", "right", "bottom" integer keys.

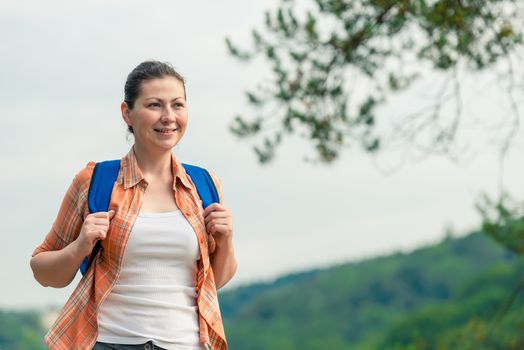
[
  {"left": 478, "top": 193, "right": 524, "bottom": 255},
  {"left": 221, "top": 231, "right": 524, "bottom": 349},
  {"left": 0, "top": 310, "right": 46, "bottom": 350},
  {"left": 226, "top": 0, "right": 524, "bottom": 163}
]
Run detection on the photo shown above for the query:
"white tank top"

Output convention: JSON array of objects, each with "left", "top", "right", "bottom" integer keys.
[{"left": 97, "top": 210, "right": 204, "bottom": 350}]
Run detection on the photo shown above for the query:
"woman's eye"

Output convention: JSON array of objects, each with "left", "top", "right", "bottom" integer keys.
[
  {"left": 174, "top": 102, "right": 184, "bottom": 108},
  {"left": 148, "top": 103, "right": 161, "bottom": 108}
]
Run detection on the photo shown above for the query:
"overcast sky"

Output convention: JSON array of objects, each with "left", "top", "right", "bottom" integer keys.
[{"left": 1, "top": 1, "right": 523, "bottom": 310}]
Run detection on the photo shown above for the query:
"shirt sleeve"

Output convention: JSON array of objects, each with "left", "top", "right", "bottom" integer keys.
[
  {"left": 208, "top": 172, "right": 224, "bottom": 205},
  {"left": 32, "top": 162, "right": 96, "bottom": 257}
]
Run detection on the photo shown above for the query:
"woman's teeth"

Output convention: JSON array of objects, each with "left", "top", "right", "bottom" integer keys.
[{"left": 155, "top": 128, "right": 176, "bottom": 134}]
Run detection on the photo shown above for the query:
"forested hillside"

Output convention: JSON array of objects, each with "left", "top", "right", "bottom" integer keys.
[
  {"left": 220, "top": 232, "right": 524, "bottom": 349},
  {"left": 0, "top": 310, "right": 46, "bottom": 350}
]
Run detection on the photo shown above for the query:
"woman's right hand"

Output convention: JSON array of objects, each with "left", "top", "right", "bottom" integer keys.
[{"left": 74, "top": 210, "right": 116, "bottom": 257}]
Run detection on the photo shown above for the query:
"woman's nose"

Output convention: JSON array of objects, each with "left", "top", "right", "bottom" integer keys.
[{"left": 160, "top": 107, "right": 177, "bottom": 122}]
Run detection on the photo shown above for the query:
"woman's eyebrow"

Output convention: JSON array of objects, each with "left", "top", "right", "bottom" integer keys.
[{"left": 144, "top": 96, "right": 185, "bottom": 101}]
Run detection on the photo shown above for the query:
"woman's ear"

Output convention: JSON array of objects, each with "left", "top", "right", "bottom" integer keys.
[{"left": 121, "top": 101, "right": 132, "bottom": 127}]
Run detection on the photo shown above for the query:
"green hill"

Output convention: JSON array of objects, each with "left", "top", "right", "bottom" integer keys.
[{"left": 220, "top": 232, "right": 524, "bottom": 349}]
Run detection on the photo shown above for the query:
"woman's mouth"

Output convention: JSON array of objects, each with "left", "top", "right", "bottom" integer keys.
[{"left": 154, "top": 128, "right": 177, "bottom": 135}]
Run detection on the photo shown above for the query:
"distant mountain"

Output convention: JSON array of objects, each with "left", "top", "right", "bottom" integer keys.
[{"left": 220, "top": 232, "right": 524, "bottom": 349}]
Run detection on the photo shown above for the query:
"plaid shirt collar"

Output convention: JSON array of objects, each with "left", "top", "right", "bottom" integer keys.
[{"left": 120, "top": 147, "right": 193, "bottom": 190}]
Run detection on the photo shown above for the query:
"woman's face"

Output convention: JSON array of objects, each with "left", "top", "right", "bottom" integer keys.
[{"left": 122, "top": 76, "right": 188, "bottom": 154}]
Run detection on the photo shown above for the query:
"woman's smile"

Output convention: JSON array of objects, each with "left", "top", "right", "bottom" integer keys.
[{"left": 154, "top": 127, "right": 178, "bottom": 135}]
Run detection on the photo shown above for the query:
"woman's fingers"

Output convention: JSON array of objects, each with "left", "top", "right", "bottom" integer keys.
[
  {"left": 207, "top": 223, "right": 233, "bottom": 236},
  {"left": 204, "top": 208, "right": 231, "bottom": 224},
  {"left": 74, "top": 211, "right": 116, "bottom": 257},
  {"left": 86, "top": 210, "right": 117, "bottom": 226},
  {"left": 90, "top": 211, "right": 113, "bottom": 218},
  {"left": 203, "top": 203, "right": 225, "bottom": 217},
  {"left": 203, "top": 204, "right": 233, "bottom": 237},
  {"left": 83, "top": 211, "right": 116, "bottom": 242},
  {"left": 206, "top": 218, "right": 230, "bottom": 228},
  {"left": 206, "top": 219, "right": 233, "bottom": 235},
  {"left": 86, "top": 218, "right": 110, "bottom": 227},
  {"left": 88, "top": 210, "right": 115, "bottom": 220},
  {"left": 94, "top": 229, "right": 107, "bottom": 240}
]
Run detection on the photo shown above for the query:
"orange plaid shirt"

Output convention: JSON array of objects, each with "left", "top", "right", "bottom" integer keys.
[{"left": 32, "top": 149, "right": 227, "bottom": 350}]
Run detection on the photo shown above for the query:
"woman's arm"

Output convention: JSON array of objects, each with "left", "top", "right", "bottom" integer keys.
[
  {"left": 203, "top": 203, "right": 237, "bottom": 289},
  {"left": 30, "top": 239, "right": 87, "bottom": 288},
  {"left": 30, "top": 162, "right": 112, "bottom": 288},
  {"left": 31, "top": 211, "right": 115, "bottom": 288}
]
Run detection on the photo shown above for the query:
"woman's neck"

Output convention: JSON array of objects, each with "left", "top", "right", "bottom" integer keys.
[{"left": 132, "top": 144, "right": 173, "bottom": 180}]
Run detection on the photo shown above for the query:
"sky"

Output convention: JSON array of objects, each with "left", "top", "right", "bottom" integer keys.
[{"left": 1, "top": 1, "right": 523, "bottom": 310}]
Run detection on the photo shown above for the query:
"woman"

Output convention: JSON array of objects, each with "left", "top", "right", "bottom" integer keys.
[{"left": 30, "top": 61, "right": 237, "bottom": 350}]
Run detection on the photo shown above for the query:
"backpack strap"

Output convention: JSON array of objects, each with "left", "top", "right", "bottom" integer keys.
[
  {"left": 80, "top": 160, "right": 121, "bottom": 275},
  {"left": 79, "top": 160, "right": 219, "bottom": 275},
  {"left": 87, "top": 160, "right": 121, "bottom": 213},
  {"left": 182, "top": 163, "right": 220, "bottom": 209}
]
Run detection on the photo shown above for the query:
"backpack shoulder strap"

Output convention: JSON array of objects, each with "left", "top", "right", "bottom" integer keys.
[
  {"left": 182, "top": 163, "right": 220, "bottom": 209},
  {"left": 80, "top": 159, "right": 120, "bottom": 275},
  {"left": 87, "top": 160, "right": 121, "bottom": 213}
]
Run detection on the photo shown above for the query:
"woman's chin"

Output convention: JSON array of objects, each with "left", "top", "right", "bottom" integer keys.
[{"left": 155, "top": 139, "right": 181, "bottom": 151}]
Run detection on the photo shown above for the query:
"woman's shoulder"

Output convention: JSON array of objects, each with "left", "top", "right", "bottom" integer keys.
[{"left": 72, "top": 161, "right": 97, "bottom": 189}]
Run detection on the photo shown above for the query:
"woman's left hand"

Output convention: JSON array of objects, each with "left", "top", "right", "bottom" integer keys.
[
  {"left": 203, "top": 203, "right": 233, "bottom": 243},
  {"left": 203, "top": 202, "right": 237, "bottom": 288}
]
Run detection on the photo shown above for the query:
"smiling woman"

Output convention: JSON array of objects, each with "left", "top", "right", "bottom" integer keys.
[{"left": 29, "top": 61, "right": 237, "bottom": 350}]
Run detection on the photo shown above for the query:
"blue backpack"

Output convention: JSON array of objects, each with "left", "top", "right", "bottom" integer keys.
[{"left": 80, "top": 159, "right": 219, "bottom": 275}]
